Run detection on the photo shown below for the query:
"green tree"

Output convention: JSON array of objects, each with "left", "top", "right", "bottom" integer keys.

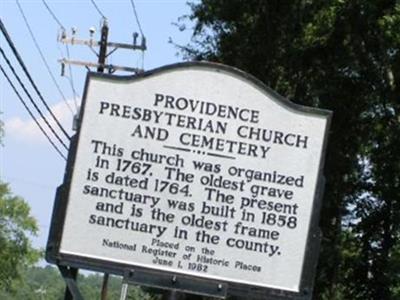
[
  {"left": 0, "top": 181, "right": 40, "bottom": 292},
  {"left": 178, "top": 1, "right": 400, "bottom": 299},
  {"left": 0, "top": 265, "right": 64, "bottom": 300},
  {"left": 0, "top": 116, "right": 40, "bottom": 294},
  {"left": 0, "top": 265, "right": 161, "bottom": 300}
]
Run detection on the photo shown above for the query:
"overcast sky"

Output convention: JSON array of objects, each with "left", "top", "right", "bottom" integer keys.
[{"left": 1, "top": 0, "right": 194, "bottom": 251}]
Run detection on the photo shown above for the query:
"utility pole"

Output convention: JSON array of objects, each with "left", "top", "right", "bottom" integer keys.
[
  {"left": 98, "top": 23, "right": 109, "bottom": 297},
  {"left": 97, "top": 19, "right": 109, "bottom": 73},
  {"left": 59, "top": 18, "right": 146, "bottom": 75},
  {"left": 60, "top": 18, "right": 146, "bottom": 300}
]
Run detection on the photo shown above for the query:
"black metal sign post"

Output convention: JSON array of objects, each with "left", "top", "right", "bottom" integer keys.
[
  {"left": 48, "top": 139, "right": 82, "bottom": 300},
  {"left": 46, "top": 63, "right": 331, "bottom": 300},
  {"left": 59, "top": 266, "right": 84, "bottom": 300}
]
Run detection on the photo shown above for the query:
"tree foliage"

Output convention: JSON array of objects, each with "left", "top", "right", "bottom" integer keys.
[
  {"left": 0, "top": 265, "right": 159, "bottom": 300},
  {"left": 179, "top": 0, "right": 400, "bottom": 299},
  {"left": 0, "top": 181, "right": 40, "bottom": 292}
]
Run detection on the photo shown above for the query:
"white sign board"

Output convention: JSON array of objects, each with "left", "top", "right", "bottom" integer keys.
[{"left": 57, "top": 63, "right": 330, "bottom": 293}]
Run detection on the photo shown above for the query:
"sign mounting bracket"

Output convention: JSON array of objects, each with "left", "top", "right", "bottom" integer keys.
[
  {"left": 122, "top": 268, "right": 228, "bottom": 299},
  {"left": 58, "top": 265, "right": 84, "bottom": 300}
]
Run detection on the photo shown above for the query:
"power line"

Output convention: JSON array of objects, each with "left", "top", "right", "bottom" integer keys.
[
  {"left": 41, "top": 0, "right": 79, "bottom": 110},
  {"left": 0, "top": 65, "right": 67, "bottom": 161},
  {"left": 90, "top": 0, "right": 107, "bottom": 19},
  {"left": 129, "top": 0, "right": 145, "bottom": 69},
  {"left": 64, "top": 44, "right": 80, "bottom": 105},
  {"left": 129, "top": 0, "right": 144, "bottom": 37},
  {"left": 0, "top": 19, "right": 71, "bottom": 140},
  {"left": 16, "top": 0, "right": 75, "bottom": 116},
  {"left": 0, "top": 46, "right": 69, "bottom": 151},
  {"left": 56, "top": 40, "right": 80, "bottom": 104},
  {"left": 58, "top": 20, "right": 145, "bottom": 75},
  {"left": 41, "top": 0, "right": 64, "bottom": 29}
]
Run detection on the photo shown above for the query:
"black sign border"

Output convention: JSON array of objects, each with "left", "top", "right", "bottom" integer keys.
[{"left": 46, "top": 61, "right": 332, "bottom": 300}]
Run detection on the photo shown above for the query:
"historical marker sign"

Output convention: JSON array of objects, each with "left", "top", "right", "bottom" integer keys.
[{"left": 47, "top": 62, "right": 331, "bottom": 297}]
